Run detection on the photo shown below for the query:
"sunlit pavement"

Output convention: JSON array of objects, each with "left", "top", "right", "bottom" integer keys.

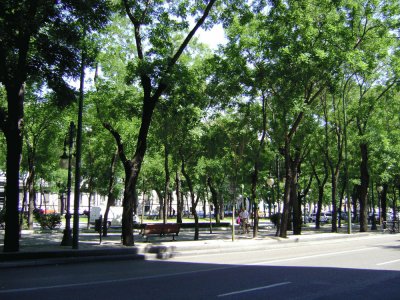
[{"left": 0, "top": 219, "right": 386, "bottom": 267}]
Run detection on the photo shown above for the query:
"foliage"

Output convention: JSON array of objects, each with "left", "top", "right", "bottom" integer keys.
[
  {"left": 1, "top": 1, "right": 400, "bottom": 244},
  {"left": 33, "top": 209, "right": 61, "bottom": 230}
]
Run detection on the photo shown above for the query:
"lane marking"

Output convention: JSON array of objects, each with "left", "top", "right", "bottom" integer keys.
[
  {"left": 0, "top": 265, "right": 240, "bottom": 294},
  {"left": 249, "top": 247, "right": 374, "bottom": 265},
  {"left": 218, "top": 281, "right": 291, "bottom": 297},
  {"left": 376, "top": 258, "right": 400, "bottom": 266}
]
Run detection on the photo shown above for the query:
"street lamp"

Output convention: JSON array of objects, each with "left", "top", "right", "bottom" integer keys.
[
  {"left": 377, "top": 186, "right": 383, "bottom": 226},
  {"left": 304, "top": 189, "right": 311, "bottom": 224},
  {"left": 60, "top": 122, "right": 75, "bottom": 246},
  {"left": 370, "top": 185, "right": 377, "bottom": 230},
  {"left": 267, "top": 178, "right": 274, "bottom": 188},
  {"left": 267, "top": 178, "right": 274, "bottom": 217}
]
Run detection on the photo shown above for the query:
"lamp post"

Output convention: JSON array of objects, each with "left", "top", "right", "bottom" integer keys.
[
  {"left": 231, "top": 184, "right": 236, "bottom": 242},
  {"left": 267, "top": 178, "right": 274, "bottom": 217},
  {"left": 342, "top": 93, "right": 352, "bottom": 234},
  {"left": 377, "top": 186, "right": 383, "bottom": 227},
  {"left": 60, "top": 122, "right": 75, "bottom": 246},
  {"left": 304, "top": 189, "right": 311, "bottom": 224},
  {"left": 240, "top": 184, "right": 244, "bottom": 209},
  {"left": 370, "top": 184, "right": 377, "bottom": 230}
]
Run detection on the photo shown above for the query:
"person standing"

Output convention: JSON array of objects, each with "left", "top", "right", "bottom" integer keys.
[{"left": 239, "top": 208, "right": 250, "bottom": 233}]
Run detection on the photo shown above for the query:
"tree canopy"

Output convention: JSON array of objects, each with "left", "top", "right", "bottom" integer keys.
[{"left": 1, "top": 0, "right": 400, "bottom": 251}]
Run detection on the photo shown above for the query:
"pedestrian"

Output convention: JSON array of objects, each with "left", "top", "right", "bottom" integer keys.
[{"left": 239, "top": 208, "right": 249, "bottom": 233}]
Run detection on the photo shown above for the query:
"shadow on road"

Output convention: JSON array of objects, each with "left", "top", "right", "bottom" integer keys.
[{"left": 1, "top": 255, "right": 399, "bottom": 300}]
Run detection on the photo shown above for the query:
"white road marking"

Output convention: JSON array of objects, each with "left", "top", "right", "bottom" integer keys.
[
  {"left": 376, "top": 258, "right": 400, "bottom": 266},
  {"left": 218, "top": 281, "right": 291, "bottom": 297},
  {"left": 249, "top": 247, "right": 374, "bottom": 265}
]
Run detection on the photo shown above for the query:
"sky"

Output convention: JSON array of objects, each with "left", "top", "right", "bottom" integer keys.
[{"left": 196, "top": 23, "right": 227, "bottom": 50}]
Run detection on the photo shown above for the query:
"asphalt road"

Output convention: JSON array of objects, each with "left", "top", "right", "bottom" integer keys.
[{"left": 0, "top": 234, "right": 399, "bottom": 299}]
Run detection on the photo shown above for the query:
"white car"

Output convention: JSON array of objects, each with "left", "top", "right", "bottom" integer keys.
[
  {"left": 90, "top": 206, "right": 139, "bottom": 228},
  {"left": 324, "top": 212, "right": 332, "bottom": 222}
]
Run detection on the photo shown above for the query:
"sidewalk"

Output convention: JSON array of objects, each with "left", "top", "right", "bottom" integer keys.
[{"left": 0, "top": 221, "right": 381, "bottom": 268}]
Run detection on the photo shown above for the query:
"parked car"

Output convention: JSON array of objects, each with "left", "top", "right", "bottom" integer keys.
[
  {"left": 224, "top": 210, "right": 233, "bottom": 217},
  {"left": 309, "top": 212, "right": 328, "bottom": 223},
  {"left": 338, "top": 212, "right": 349, "bottom": 221},
  {"left": 89, "top": 206, "right": 138, "bottom": 228},
  {"left": 325, "top": 212, "right": 332, "bottom": 222},
  {"left": 309, "top": 213, "right": 316, "bottom": 222}
]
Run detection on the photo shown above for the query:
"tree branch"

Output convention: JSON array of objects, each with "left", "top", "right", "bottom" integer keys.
[
  {"left": 123, "top": 0, "right": 152, "bottom": 98},
  {"left": 153, "top": 0, "right": 217, "bottom": 100},
  {"left": 102, "top": 122, "right": 129, "bottom": 169}
]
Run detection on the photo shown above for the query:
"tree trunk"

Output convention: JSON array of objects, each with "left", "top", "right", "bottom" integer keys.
[
  {"left": 291, "top": 160, "right": 302, "bottom": 235},
  {"left": 251, "top": 167, "right": 259, "bottom": 238},
  {"left": 193, "top": 209, "right": 200, "bottom": 240},
  {"left": 103, "top": 149, "right": 118, "bottom": 236},
  {"left": 219, "top": 194, "right": 224, "bottom": 220},
  {"left": 359, "top": 143, "right": 369, "bottom": 232},
  {"left": 312, "top": 160, "right": 329, "bottom": 230},
  {"left": 181, "top": 153, "right": 199, "bottom": 240},
  {"left": 280, "top": 138, "right": 292, "bottom": 238},
  {"left": 207, "top": 176, "right": 220, "bottom": 224},
  {"left": 27, "top": 176, "right": 35, "bottom": 230},
  {"left": 175, "top": 171, "right": 183, "bottom": 224},
  {"left": 316, "top": 187, "right": 324, "bottom": 229},
  {"left": 4, "top": 84, "right": 24, "bottom": 252},
  {"left": 330, "top": 168, "right": 339, "bottom": 232},
  {"left": 122, "top": 164, "right": 136, "bottom": 246},
  {"left": 381, "top": 183, "right": 388, "bottom": 223},
  {"left": 26, "top": 152, "right": 35, "bottom": 230},
  {"left": 163, "top": 145, "right": 170, "bottom": 224},
  {"left": 292, "top": 181, "right": 301, "bottom": 235},
  {"left": 155, "top": 189, "right": 164, "bottom": 220},
  {"left": 251, "top": 91, "right": 268, "bottom": 238},
  {"left": 338, "top": 177, "right": 346, "bottom": 227}
]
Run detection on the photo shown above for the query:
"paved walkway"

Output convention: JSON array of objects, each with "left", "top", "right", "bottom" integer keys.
[{"left": 0, "top": 221, "right": 384, "bottom": 267}]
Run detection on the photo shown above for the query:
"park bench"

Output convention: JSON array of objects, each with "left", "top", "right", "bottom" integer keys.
[
  {"left": 382, "top": 220, "right": 400, "bottom": 233},
  {"left": 141, "top": 223, "right": 180, "bottom": 242}
]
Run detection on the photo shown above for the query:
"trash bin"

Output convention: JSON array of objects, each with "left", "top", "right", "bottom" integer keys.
[{"left": 95, "top": 216, "right": 102, "bottom": 232}]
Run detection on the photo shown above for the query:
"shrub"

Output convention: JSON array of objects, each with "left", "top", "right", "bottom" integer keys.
[{"left": 33, "top": 208, "right": 61, "bottom": 230}]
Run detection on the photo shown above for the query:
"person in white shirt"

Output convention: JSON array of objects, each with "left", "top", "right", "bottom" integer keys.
[{"left": 239, "top": 208, "right": 250, "bottom": 233}]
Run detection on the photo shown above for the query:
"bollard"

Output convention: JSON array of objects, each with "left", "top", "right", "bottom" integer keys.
[{"left": 95, "top": 215, "right": 102, "bottom": 244}]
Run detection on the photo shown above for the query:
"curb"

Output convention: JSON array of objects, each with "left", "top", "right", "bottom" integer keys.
[
  {"left": 138, "top": 232, "right": 378, "bottom": 257},
  {"left": 0, "top": 229, "right": 384, "bottom": 268},
  {"left": 0, "top": 248, "right": 145, "bottom": 269}
]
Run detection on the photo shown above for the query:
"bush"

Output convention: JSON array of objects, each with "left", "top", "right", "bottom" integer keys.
[{"left": 33, "top": 208, "right": 61, "bottom": 230}]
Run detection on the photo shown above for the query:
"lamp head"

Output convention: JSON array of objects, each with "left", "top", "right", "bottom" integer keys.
[{"left": 267, "top": 178, "right": 274, "bottom": 187}]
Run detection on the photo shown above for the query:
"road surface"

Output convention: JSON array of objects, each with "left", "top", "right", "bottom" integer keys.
[{"left": 0, "top": 234, "right": 399, "bottom": 299}]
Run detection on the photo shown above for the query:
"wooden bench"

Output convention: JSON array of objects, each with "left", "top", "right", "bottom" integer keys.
[
  {"left": 383, "top": 220, "right": 400, "bottom": 233},
  {"left": 141, "top": 223, "right": 180, "bottom": 241}
]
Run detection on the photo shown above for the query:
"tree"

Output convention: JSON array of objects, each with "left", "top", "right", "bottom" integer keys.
[
  {"left": 22, "top": 90, "right": 63, "bottom": 230},
  {"left": 341, "top": 0, "right": 400, "bottom": 231},
  {"left": 0, "top": 1, "right": 110, "bottom": 252},
  {"left": 110, "top": 0, "right": 218, "bottom": 245},
  {"left": 222, "top": 1, "right": 347, "bottom": 237}
]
